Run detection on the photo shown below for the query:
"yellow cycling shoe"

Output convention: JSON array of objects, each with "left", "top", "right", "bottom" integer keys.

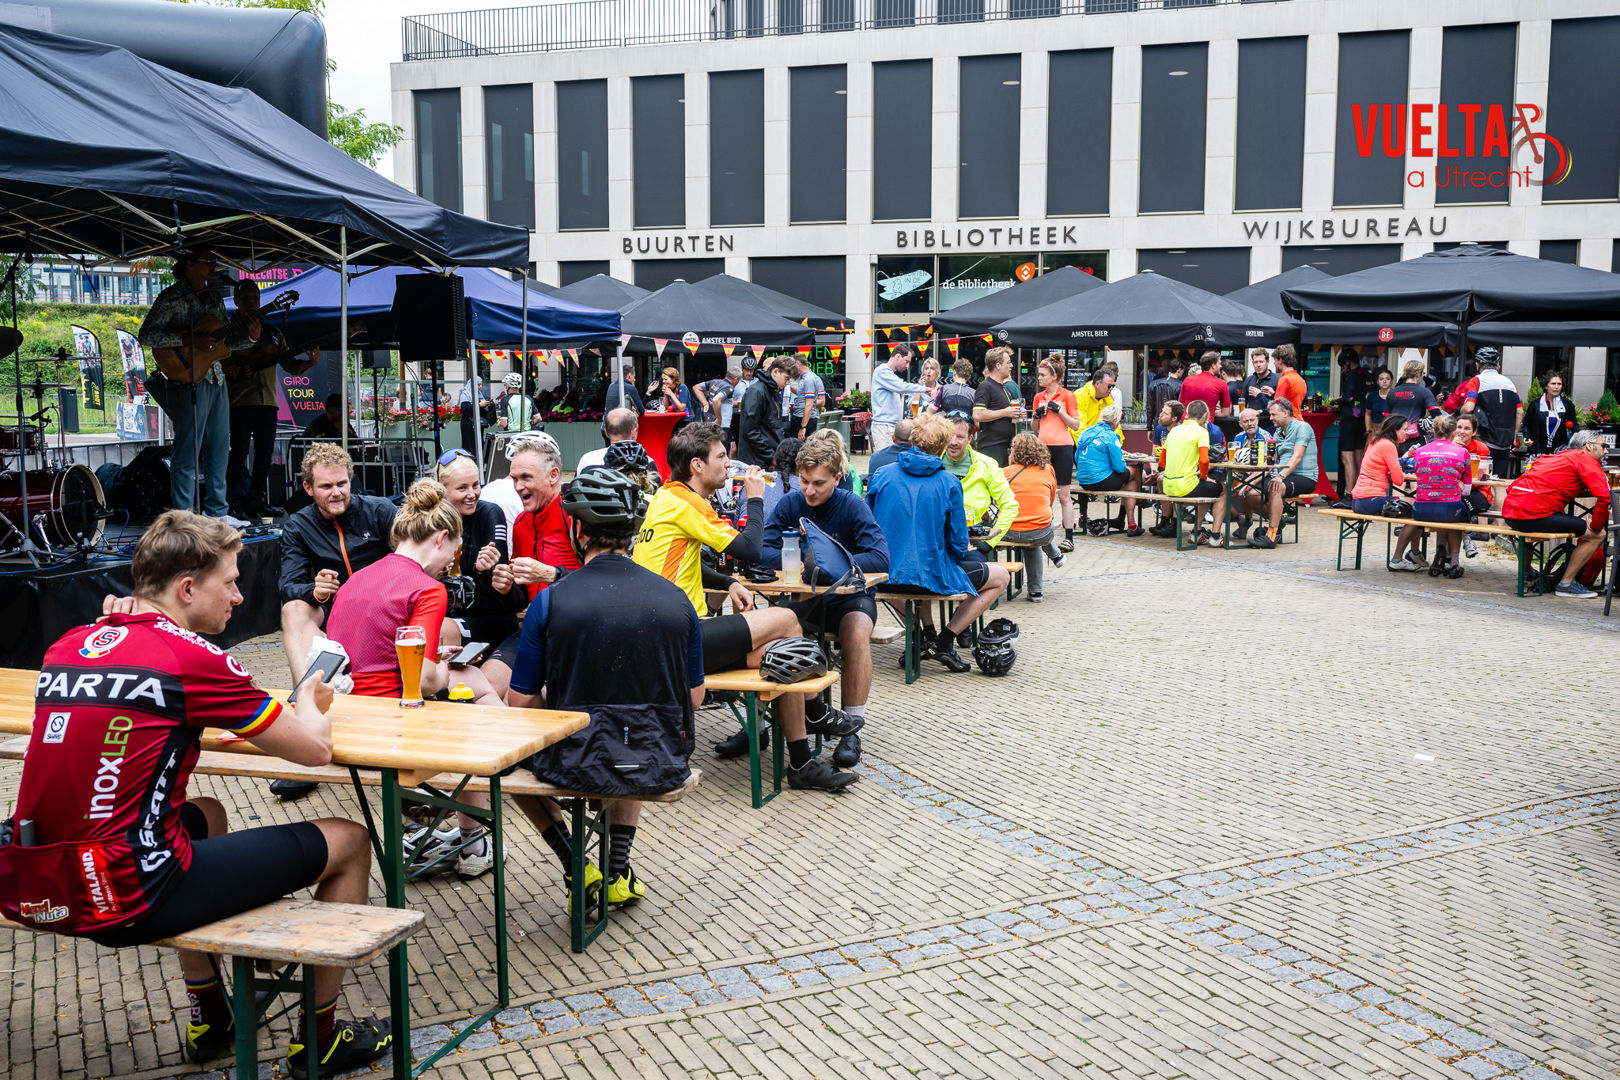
[
  {"left": 606, "top": 869, "right": 646, "bottom": 907},
  {"left": 565, "top": 861, "right": 603, "bottom": 915}
]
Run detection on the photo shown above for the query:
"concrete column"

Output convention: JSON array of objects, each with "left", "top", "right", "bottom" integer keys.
[
  {"left": 1019, "top": 51, "right": 1046, "bottom": 219},
  {"left": 607, "top": 76, "right": 633, "bottom": 231},
  {"left": 933, "top": 57, "right": 958, "bottom": 220},
  {"left": 461, "top": 85, "right": 486, "bottom": 219},
  {"left": 1301, "top": 33, "right": 1338, "bottom": 214},
  {"left": 1110, "top": 45, "right": 1140, "bottom": 221},
  {"left": 533, "top": 82, "right": 558, "bottom": 237},
  {"left": 1205, "top": 38, "right": 1237, "bottom": 216},
  {"left": 685, "top": 72, "right": 710, "bottom": 229},
  {"left": 763, "top": 67, "right": 790, "bottom": 227},
  {"left": 847, "top": 60, "right": 874, "bottom": 226},
  {"left": 1404, "top": 28, "right": 1440, "bottom": 215}
]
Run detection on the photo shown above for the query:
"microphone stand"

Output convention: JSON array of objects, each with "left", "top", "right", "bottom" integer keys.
[{"left": 2, "top": 253, "right": 43, "bottom": 565}]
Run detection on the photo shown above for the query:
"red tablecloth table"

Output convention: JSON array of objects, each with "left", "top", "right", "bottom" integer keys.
[
  {"left": 1302, "top": 411, "right": 1339, "bottom": 499},
  {"left": 639, "top": 410, "right": 684, "bottom": 481}
]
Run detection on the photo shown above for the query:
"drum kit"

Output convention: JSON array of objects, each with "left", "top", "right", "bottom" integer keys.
[{"left": 0, "top": 328, "right": 109, "bottom": 560}]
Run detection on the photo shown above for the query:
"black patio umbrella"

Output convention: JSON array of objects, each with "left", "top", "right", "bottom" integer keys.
[
  {"left": 693, "top": 273, "right": 849, "bottom": 332},
  {"left": 551, "top": 274, "right": 651, "bottom": 312},
  {"left": 619, "top": 280, "right": 817, "bottom": 354},
  {"left": 993, "top": 270, "right": 1297, "bottom": 349},
  {"left": 1227, "top": 266, "right": 1453, "bottom": 347},
  {"left": 932, "top": 265, "right": 1107, "bottom": 336},
  {"left": 1281, "top": 243, "right": 1620, "bottom": 345}
]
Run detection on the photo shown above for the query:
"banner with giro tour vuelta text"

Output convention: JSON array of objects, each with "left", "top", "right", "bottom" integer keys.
[
  {"left": 69, "top": 324, "right": 105, "bottom": 410},
  {"left": 114, "top": 328, "right": 147, "bottom": 399}
]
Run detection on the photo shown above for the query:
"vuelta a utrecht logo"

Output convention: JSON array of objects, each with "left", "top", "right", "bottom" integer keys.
[{"left": 1351, "top": 103, "right": 1571, "bottom": 190}]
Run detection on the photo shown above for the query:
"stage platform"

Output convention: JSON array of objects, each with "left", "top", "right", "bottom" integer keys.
[{"left": 0, "top": 526, "right": 282, "bottom": 667}]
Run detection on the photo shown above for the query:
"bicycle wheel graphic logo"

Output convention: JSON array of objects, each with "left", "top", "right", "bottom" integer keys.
[{"left": 1513, "top": 105, "right": 1572, "bottom": 187}]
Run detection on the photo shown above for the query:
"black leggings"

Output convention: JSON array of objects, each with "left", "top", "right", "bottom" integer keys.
[{"left": 91, "top": 806, "right": 328, "bottom": 947}]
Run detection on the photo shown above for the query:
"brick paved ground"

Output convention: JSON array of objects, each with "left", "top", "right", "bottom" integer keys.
[{"left": 1, "top": 505, "right": 1616, "bottom": 1079}]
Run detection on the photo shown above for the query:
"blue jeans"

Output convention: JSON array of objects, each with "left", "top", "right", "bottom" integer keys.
[{"left": 152, "top": 378, "right": 230, "bottom": 516}]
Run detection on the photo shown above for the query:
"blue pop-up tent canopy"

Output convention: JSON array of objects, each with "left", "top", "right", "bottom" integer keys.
[{"left": 243, "top": 266, "right": 619, "bottom": 348}]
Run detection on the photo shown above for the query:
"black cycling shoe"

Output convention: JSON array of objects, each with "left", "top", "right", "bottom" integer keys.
[
  {"left": 786, "top": 757, "right": 859, "bottom": 792},
  {"left": 897, "top": 626, "right": 938, "bottom": 667},
  {"left": 804, "top": 707, "right": 865, "bottom": 738},
  {"left": 184, "top": 1013, "right": 234, "bottom": 1064},
  {"left": 288, "top": 1017, "right": 392, "bottom": 1080},
  {"left": 932, "top": 643, "right": 972, "bottom": 673},
  {"left": 832, "top": 732, "right": 862, "bottom": 768},
  {"left": 715, "top": 725, "right": 769, "bottom": 759},
  {"left": 269, "top": 779, "right": 319, "bottom": 801}
]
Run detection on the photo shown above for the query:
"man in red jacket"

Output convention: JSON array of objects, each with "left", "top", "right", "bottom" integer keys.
[{"left": 1501, "top": 430, "right": 1612, "bottom": 598}]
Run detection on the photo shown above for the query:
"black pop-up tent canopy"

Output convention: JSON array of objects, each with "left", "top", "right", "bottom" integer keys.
[
  {"left": 993, "top": 270, "right": 1297, "bottom": 349},
  {"left": 933, "top": 265, "right": 1107, "bottom": 336},
  {"left": 619, "top": 280, "right": 817, "bottom": 354},
  {"left": 693, "top": 273, "right": 849, "bottom": 332},
  {"left": 552, "top": 274, "right": 651, "bottom": 313},
  {"left": 0, "top": 22, "right": 528, "bottom": 269},
  {"left": 1281, "top": 243, "right": 1620, "bottom": 348},
  {"left": 1227, "top": 265, "right": 1453, "bottom": 348}
]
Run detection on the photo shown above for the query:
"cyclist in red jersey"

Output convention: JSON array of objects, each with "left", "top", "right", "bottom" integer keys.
[
  {"left": 1, "top": 511, "right": 388, "bottom": 1078},
  {"left": 483, "top": 433, "right": 581, "bottom": 698}
]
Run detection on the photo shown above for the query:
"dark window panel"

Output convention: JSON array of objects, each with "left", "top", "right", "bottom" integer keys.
[
  {"left": 1139, "top": 43, "right": 1207, "bottom": 213},
  {"left": 1333, "top": 31, "right": 1409, "bottom": 208},
  {"left": 959, "top": 54, "right": 1021, "bottom": 219},
  {"left": 557, "top": 80, "right": 609, "bottom": 230},
  {"left": 634, "top": 259, "right": 725, "bottom": 291},
  {"left": 414, "top": 89, "right": 462, "bottom": 213},
  {"left": 940, "top": 0, "right": 984, "bottom": 23},
  {"left": 1540, "top": 239, "right": 1579, "bottom": 264},
  {"left": 1235, "top": 37, "right": 1306, "bottom": 211},
  {"left": 484, "top": 84, "right": 534, "bottom": 229},
  {"left": 1047, "top": 49, "right": 1111, "bottom": 216},
  {"left": 1136, "top": 247, "right": 1249, "bottom": 295},
  {"left": 873, "top": 60, "right": 932, "bottom": 222},
  {"left": 1281, "top": 244, "right": 1403, "bottom": 276},
  {"left": 632, "top": 74, "right": 686, "bottom": 228},
  {"left": 1010, "top": 0, "right": 1059, "bottom": 16},
  {"left": 790, "top": 65, "right": 847, "bottom": 224},
  {"left": 822, "top": 0, "right": 853, "bottom": 31},
  {"left": 750, "top": 256, "right": 847, "bottom": 316},
  {"left": 873, "top": 0, "right": 914, "bottom": 27},
  {"left": 559, "top": 260, "right": 610, "bottom": 286},
  {"left": 711, "top": 70, "right": 765, "bottom": 227},
  {"left": 1546, "top": 17, "right": 1620, "bottom": 202},
  {"left": 778, "top": 0, "right": 802, "bottom": 34},
  {"left": 746, "top": 0, "right": 764, "bottom": 36},
  {"left": 1436, "top": 24, "right": 1517, "bottom": 206}
]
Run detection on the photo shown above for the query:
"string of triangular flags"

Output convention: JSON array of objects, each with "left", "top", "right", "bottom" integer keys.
[{"left": 479, "top": 330, "right": 996, "bottom": 366}]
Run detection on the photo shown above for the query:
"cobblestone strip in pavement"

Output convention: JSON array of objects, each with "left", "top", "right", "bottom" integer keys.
[{"left": 292, "top": 763, "right": 1619, "bottom": 1080}]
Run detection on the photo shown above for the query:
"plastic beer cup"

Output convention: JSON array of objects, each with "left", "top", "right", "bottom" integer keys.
[{"left": 395, "top": 625, "right": 427, "bottom": 708}]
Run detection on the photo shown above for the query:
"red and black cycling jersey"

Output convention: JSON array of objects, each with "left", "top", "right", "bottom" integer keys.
[{"left": 0, "top": 613, "right": 281, "bottom": 934}]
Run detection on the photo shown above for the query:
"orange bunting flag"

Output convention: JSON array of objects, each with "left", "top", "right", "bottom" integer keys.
[
  {"left": 796, "top": 345, "right": 812, "bottom": 356},
  {"left": 749, "top": 344, "right": 764, "bottom": 362},
  {"left": 860, "top": 343, "right": 874, "bottom": 358},
  {"left": 800, "top": 318, "right": 809, "bottom": 327},
  {"left": 879, "top": 327, "right": 892, "bottom": 340},
  {"left": 980, "top": 334, "right": 993, "bottom": 345},
  {"left": 923, "top": 325, "right": 933, "bottom": 337},
  {"left": 946, "top": 338, "right": 961, "bottom": 358},
  {"left": 829, "top": 344, "right": 843, "bottom": 361},
  {"left": 652, "top": 338, "right": 668, "bottom": 359}
]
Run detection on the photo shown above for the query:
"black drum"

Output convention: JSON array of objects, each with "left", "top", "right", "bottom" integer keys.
[{"left": 0, "top": 464, "right": 107, "bottom": 550}]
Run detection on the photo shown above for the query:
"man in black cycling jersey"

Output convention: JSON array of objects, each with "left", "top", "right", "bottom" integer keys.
[
  {"left": 274, "top": 441, "right": 395, "bottom": 799},
  {"left": 506, "top": 470, "right": 703, "bottom": 907},
  {"left": 2, "top": 511, "right": 388, "bottom": 1079}
]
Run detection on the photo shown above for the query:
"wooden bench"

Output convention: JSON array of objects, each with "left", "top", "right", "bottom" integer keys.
[
  {"left": 0, "top": 737, "right": 697, "bottom": 955},
  {"left": 1315, "top": 507, "right": 1578, "bottom": 595},
  {"left": 986, "top": 545, "right": 1033, "bottom": 599},
  {"left": 1074, "top": 484, "right": 1310, "bottom": 548},
  {"left": 3, "top": 899, "right": 422, "bottom": 1080},
  {"left": 704, "top": 668, "right": 840, "bottom": 808},
  {"left": 873, "top": 591, "right": 979, "bottom": 684}
]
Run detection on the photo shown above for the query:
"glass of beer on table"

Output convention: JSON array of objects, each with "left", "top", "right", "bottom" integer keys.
[
  {"left": 395, "top": 625, "right": 427, "bottom": 708},
  {"left": 1469, "top": 455, "right": 1481, "bottom": 480}
]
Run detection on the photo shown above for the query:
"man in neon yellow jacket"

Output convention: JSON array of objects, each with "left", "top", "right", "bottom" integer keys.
[{"left": 944, "top": 414, "right": 1017, "bottom": 548}]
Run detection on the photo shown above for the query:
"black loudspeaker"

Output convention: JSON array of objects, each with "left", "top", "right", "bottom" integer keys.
[
  {"left": 392, "top": 274, "right": 466, "bottom": 366},
  {"left": 109, "top": 445, "right": 172, "bottom": 523},
  {"left": 360, "top": 348, "right": 392, "bottom": 371}
]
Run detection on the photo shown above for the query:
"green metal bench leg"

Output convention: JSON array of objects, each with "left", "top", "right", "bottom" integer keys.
[
  {"left": 771, "top": 698, "right": 785, "bottom": 796},
  {"left": 903, "top": 600, "right": 919, "bottom": 685},
  {"left": 231, "top": 956, "right": 260, "bottom": 1080},
  {"left": 568, "top": 798, "right": 610, "bottom": 951},
  {"left": 302, "top": 961, "right": 319, "bottom": 1080},
  {"left": 379, "top": 769, "right": 411, "bottom": 1080},
  {"left": 744, "top": 692, "right": 777, "bottom": 808}
]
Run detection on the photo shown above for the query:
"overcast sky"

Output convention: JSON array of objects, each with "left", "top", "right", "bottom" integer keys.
[{"left": 325, "top": 0, "right": 450, "bottom": 179}]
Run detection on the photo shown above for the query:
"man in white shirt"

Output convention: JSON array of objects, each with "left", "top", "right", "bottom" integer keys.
[
  {"left": 575, "top": 408, "right": 639, "bottom": 474},
  {"left": 869, "top": 344, "right": 930, "bottom": 452}
]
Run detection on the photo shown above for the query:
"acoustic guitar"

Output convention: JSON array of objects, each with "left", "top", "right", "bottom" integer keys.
[{"left": 151, "top": 291, "right": 299, "bottom": 385}]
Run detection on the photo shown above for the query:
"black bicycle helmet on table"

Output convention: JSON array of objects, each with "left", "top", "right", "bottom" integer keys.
[
  {"left": 759, "top": 637, "right": 828, "bottom": 683},
  {"left": 600, "top": 441, "right": 662, "bottom": 492},
  {"left": 561, "top": 468, "right": 647, "bottom": 528},
  {"left": 972, "top": 618, "right": 1019, "bottom": 677}
]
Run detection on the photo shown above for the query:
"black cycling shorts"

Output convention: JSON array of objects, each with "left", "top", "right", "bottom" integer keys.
[
  {"left": 1277, "top": 473, "right": 1315, "bottom": 498},
  {"left": 1506, "top": 513, "right": 1590, "bottom": 537},
  {"left": 1174, "top": 479, "right": 1223, "bottom": 499},
  {"left": 1045, "top": 446, "right": 1075, "bottom": 487},
  {"left": 788, "top": 592, "right": 878, "bottom": 634},
  {"left": 886, "top": 553, "right": 992, "bottom": 596},
  {"left": 91, "top": 805, "right": 328, "bottom": 948},
  {"left": 700, "top": 612, "right": 755, "bottom": 674},
  {"left": 1082, "top": 469, "right": 1130, "bottom": 492},
  {"left": 487, "top": 630, "right": 524, "bottom": 669}
]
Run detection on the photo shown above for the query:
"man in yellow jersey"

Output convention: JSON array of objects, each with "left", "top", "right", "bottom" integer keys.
[
  {"left": 635, "top": 424, "right": 854, "bottom": 790},
  {"left": 1149, "top": 399, "right": 1229, "bottom": 545}
]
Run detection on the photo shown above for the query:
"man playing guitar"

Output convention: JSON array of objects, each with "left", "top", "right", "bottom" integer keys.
[
  {"left": 225, "top": 279, "right": 316, "bottom": 519},
  {"left": 138, "top": 247, "right": 258, "bottom": 529}
]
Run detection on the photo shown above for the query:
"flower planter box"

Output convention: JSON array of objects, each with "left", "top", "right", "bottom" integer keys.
[{"left": 540, "top": 419, "right": 603, "bottom": 468}]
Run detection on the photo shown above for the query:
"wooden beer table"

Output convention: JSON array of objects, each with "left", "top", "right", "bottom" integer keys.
[{"left": 0, "top": 668, "right": 588, "bottom": 1079}]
